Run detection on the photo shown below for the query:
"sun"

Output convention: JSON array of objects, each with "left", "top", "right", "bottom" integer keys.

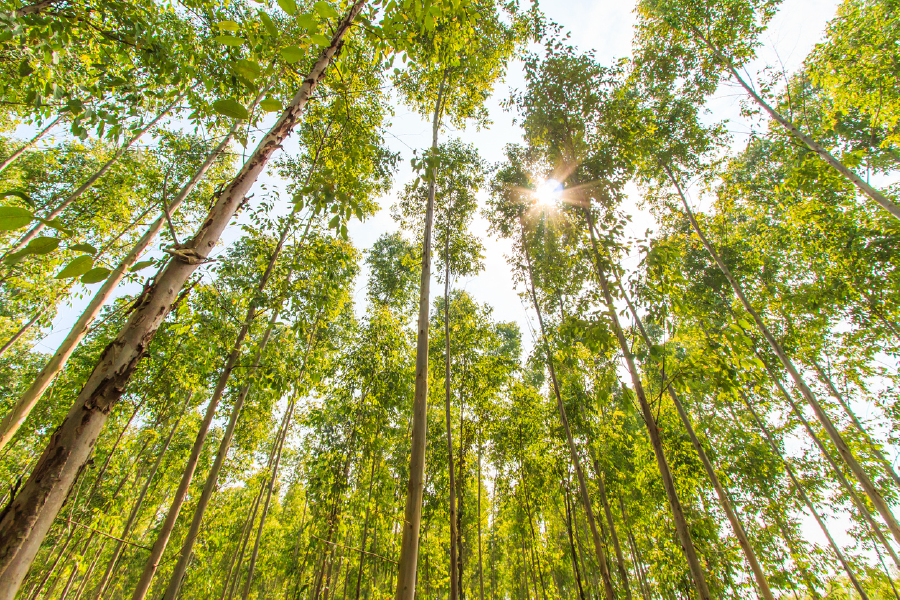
[{"left": 534, "top": 178, "right": 563, "bottom": 206}]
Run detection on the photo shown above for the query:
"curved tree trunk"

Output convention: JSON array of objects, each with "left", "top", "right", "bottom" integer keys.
[{"left": 0, "top": 9, "right": 366, "bottom": 594}]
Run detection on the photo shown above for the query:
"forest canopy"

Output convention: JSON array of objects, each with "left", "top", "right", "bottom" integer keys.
[{"left": 0, "top": 0, "right": 898, "bottom": 599}]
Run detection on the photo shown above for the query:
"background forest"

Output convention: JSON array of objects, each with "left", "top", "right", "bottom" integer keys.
[{"left": 0, "top": 0, "right": 897, "bottom": 599}]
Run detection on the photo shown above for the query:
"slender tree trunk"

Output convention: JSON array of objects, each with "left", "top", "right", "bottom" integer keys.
[
  {"left": 603, "top": 267, "right": 777, "bottom": 600},
  {"left": 0, "top": 115, "right": 61, "bottom": 175},
  {"left": 394, "top": 71, "right": 447, "bottom": 600},
  {"left": 734, "top": 393, "right": 869, "bottom": 600},
  {"left": 811, "top": 360, "right": 900, "bottom": 490},
  {"left": 665, "top": 165, "right": 900, "bottom": 548},
  {"left": 563, "top": 487, "right": 587, "bottom": 600},
  {"left": 0, "top": 11, "right": 365, "bottom": 589},
  {"left": 159, "top": 310, "right": 291, "bottom": 600},
  {"left": 443, "top": 239, "right": 460, "bottom": 600},
  {"left": 222, "top": 479, "right": 267, "bottom": 600},
  {"left": 93, "top": 395, "right": 191, "bottom": 599},
  {"left": 241, "top": 388, "right": 297, "bottom": 599},
  {"left": 4, "top": 94, "right": 185, "bottom": 258},
  {"left": 0, "top": 111, "right": 248, "bottom": 450},
  {"left": 589, "top": 459, "right": 633, "bottom": 600},
  {"left": 518, "top": 453, "right": 548, "bottom": 600},
  {"left": 477, "top": 439, "right": 484, "bottom": 600},
  {"left": 0, "top": 305, "right": 46, "bottom": 359},
  {"left": 354, "top": 449, "right": 379, "bottom": 600},
  {"left": 685, "top": 26, "right": 900, "bottom": 221},
  {"left": 518, "top": 213, "right": 616, "bottom": 600},
  {"left": 771, "top": 512, "right": 821, "bottom": 600}
]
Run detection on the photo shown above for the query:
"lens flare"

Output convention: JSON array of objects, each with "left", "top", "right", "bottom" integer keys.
[{"left": 534, "top": 179, "right": 563, "bottom": 206}]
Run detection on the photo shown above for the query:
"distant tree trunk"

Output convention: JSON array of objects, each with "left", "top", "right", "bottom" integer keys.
[
  {"left": 734, "top": 393, "right": 869, "bottom": 600},
  {"left": 93, "top": 395, "right": 191, "bottom": 598},
  {"left": 354, "top": 450, "right": 379, "bottom": 600},
  {"left": 222, "top": 479, "right": 268, "bottom": 600},
  {"left": 665, "top": 165, "right": 900, "bottom": 548},
  {"left": 518, "top": 452, "right": 548, "bottom": 600},
  {"left": 581, "top": 207, "right": 710, "bottom": 600},
  {"left": 518, "top": 212, "right": 617, "bottom": 600},
  {"left": 477, "top": 438, "right": 485, "bottom": 600},
  {"left": 0, "top": 112, "right": 246, "bottom": 451},
  {"left": 0, "top": 10, "right": 366, "bottom": 591},
  {"left": 588, "top": 456, "right": 633, "bottom": 600},
  {"left": 0, "top": 305, "right": 46, "bottom": 359},
  {"left": 3, "top": 93, "right": 185, "bottom": 258},
  {"left": 394, "top": 71, "right": 447, "bottom": 600},
  {"left": 0, "top": 115, "right": 61, "bottom": 175},
  {"left": 443, "top": 238, "right": 460, "bottom": 600},
  {"left": 563, "top": 486, "right": 587, "bottom": 600},
  {"left": 811, "top": 359, "right": 900, "bottom": 490},
  {"left": 617, "top": 498, "right": 651, "bottom": 600}
]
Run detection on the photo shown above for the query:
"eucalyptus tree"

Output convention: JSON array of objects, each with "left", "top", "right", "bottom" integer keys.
[{"left": 391, "top": 1, "right": 529, "bottom": 594}]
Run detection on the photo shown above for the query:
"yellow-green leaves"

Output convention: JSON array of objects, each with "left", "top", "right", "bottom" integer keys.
[
  {"left": 217, "top": 20, "right": 241, "bottom": 32},
  {"left": 215, "top": 20, "right": 245, "bottom": 45},
  {"left": 70, "top": 243, "right": 98, "bottom": 254},
  {"left": 296, "top": 13, "right": 318, "bottom": 30},
  {"left": 213, "top": 99, "right": 250, "bottom": 120},
  {"left": 0, "top": 206, "right": 34, "bottom": 231},
  {"left": 314, "top": 1, "right": 340, "bottom": 20},
  {"left": 129, "top": 260, "right": 154, "bottom": 272},
  {"left": 216, "top": 35, "right": 245, "bottom": 47},
  {"left": 56, "top": 255, "right": 94, "bottom": 279},
  {"left": 277, "top": 0, "right": 298, "bottom": 15},
  {"left": 4, "top": 236, "right": 60, "bottom": 264},
  {"left": 260, "top": 98, "right": 282, "bottom": 112},
  {"left": 259, "top": 11, "right": 278, "bottom": 36},
  {"left": 311, "top": 33, "right": 331, "bottom": 47},
  {"left": 81, "top": 267, "right": 111, "bottom": 284},
  {"left": 280, "top": 45, "right": 306, "bottom": 63},
  {"left": 235, "top": 59, "right": 262, "bottom": 82}
]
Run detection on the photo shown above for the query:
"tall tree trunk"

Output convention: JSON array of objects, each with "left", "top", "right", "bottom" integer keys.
[
  {"left": 222, "top": 478, "right": 268, "bottom": 600},
  {"left": 771, "top": 511, "right": 821, "bottom": 600},
  {"left": 518, "top": 213, "right": 616, "bottom": 600},
  {"left": 518, "top": 451, "right": 548, "bottom": 600},
  {"left": 589, "top": 457, "right": 633, "bottom": 600},
  {"left": 443, "top": 237, "right": 460, "bottom": 600},
  {"left": 0, "top": 115, "right": 61, "bottom": 175},
  {"left": 664, "top": 165, "right": 900, "bottom": 548},
  {"left": 580, "top": 208, "right": 710, "bottom": 600},
  {"left": 3, "top": 93, "right": 184, "bottom": 258},
  {"left": 605, "top": 267, "right": 777, "bottom": 600},
  {"left": 477, "top": 438, "right": 484, "bottom": 600},
  {"left": 0, "top": 110, "right": 250, "bottom": 451},
  {"left": 241, "top": 388, "right": 298, "bottom": 599},
  {"left": 0, "top": 8, "right": 365, "bottom": 591},
  {"left": 684, "top": 25, "right": 900, "bottom": 221},
  {"left": 93, "top": 394, "right": 191, "bottom": 599},
  {"left": 617, "top": 498, "right": 651, "bottom": 600},
  {"left": 811, "top": 359, "right": 900, "bottom": 490},
  {"left": 733, "top": 393, "right": 869, "bottom": 600},
  {"left": 354, "top": 450, "right": 379, "bottom": 600},
  {"left": 563, "top": 486, "right": 587, "bottom": 600},
  {"left": 0, "top": 304, "right": 46, "bottom": 359},
  {"left": 394, "top": 71, "right": 447, "bottom": 600}
]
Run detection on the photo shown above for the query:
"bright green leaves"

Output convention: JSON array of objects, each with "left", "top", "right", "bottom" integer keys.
[
  {"left": 129, "top": 260, "right": 155, "bottom": 272},
  {"left": 217, "top": 21, "right": 241, "bottom": 32},
  {"left": 81, "top": 267, "right": 111, "bottom": 284},
  {"left": 70, "top": 243, "right": 98, "bottom": 254},
  {"left": 279, "top": 46, "right": 306, "bottom": 63},
  {"left": 235, "top": 59, "right": 263, "bottom": 82},
  {"left": 277, "top": 0, "right": 298, "bottom": 15},
  {"left": 296, "top": 13, "right": 318, "bottom": 30},
  {"left": 0, "top": 207, "right": 34, "bottom": 231},
  {"left": 310, "top": 34, "right": 332, "bottom": 47},
  {"left": 259, "top": 11, "right": 279, "bottom": 36},
  {"left": 313, "top": 1, "right": 340, "bottom": 20},
  {"left": 216, "top": 35, "right": 246, "bottom": 47},
  {"left": 5, "top": 237, "right": 60, "bottom": 264},
  {"left": 213, "top": 99, "right": 250, "bottom": 120},
  {"left": 56, "top": 255, "right": 94, "bottom": 279},
  {"left": 260, "top": 98, "right": 282, "bottom": 112}
]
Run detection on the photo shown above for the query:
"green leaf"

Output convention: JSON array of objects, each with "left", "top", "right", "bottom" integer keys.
[
  {"left": 234, "top": 59, "right": 262, "bottom": 82},
  {"left": 70, "top": 243, "right": 98, "bottom": 254},
  {"left": 24, "top": 236, "right": 60, "bottom": 255},
  {"left": 129, "top": 260, "right": 155, "bottom": 272},
  {"left": 18, "top": 61, "right": 33, "bottom": 77},
  {"left": 277, "top": 0, "right": 297, "bottom": 15},
  {"left": 311, "top": 33, "right": 331, "bottom": 46},
  {"left": 313, "top": 1, "right": 340, "bottom": 19},
  {"left": 217, "top": 20, "right": 241, "bottom": 32},
  {"left": 279, "top": 45, "right": 306, "bottom": 63},
  {"left": 259, "top": 11, "right": 278, "bottom": 36},
  {"left": 55, "top": 255, "right": 94, "bottom": 279},
  {"left": 215, "top": 35, "right": 245, "bottom": 47},
  {"left": 3, "top": 249, "right": 28, "bottom": 264},
  {"left": 260, "top": 98, "right": 282, "bottom": 112},
  {"left": 213, "top": 99, "right": 249, "bottom": 120},
  {"left": 328, "top": 215, "right": 340, "bottom": 229},
  {"left": 80, "top": 267, "right": 111, "bottom": 284},
  {"left": 41, "top": 218, "right": 73, "bottom": 236},
  {"left": 296, "top": 13, "right": 317, "bottom": 30},
  {"left": 0, "top": 206, "right": 34, "bottom": 231},
  {"left": 0, "top": 189, "right": 31, "bottom": 205}
]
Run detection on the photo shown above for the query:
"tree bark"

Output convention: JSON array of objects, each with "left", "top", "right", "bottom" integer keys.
[
  {"left": 354, "top": 450, "right": 379, "bottom": 600},
  {"left": 734, "top": 393, "right": 869, "bottom": 600},
  {"left": 477, "top": 438, "right": 484, "bottom": 600},
  {"left": 394, "top": 71, "right": 447, "bottom": 600},
  {"left": 0, "top": 8, "right": 365, "bottom": 593},
  {"left": 581, "top": 208, "right": 710, "bottom": 600},
  {"left": 519, "top": 213, "right": 617, "bottom": 600},
  {"left": 589, "top": 457, "right": 633, "bottom": 600},
  {"left": 0, "top": 115, "right": 61, "bottom": 175},
  {"left": 563, "top": 486, "right": 587, "bottom": 600},
  {"left": 443, "top": 237, "right": 460, "bottom": 600},
  {"left": 664, "top": 165, "right": 900, "bottom": 549},
  {"left": 0, "top": 112, "right": 246, "bottom": 451},
  {"left": 618, "top": 497, "right": 651, "bottom": 600}
]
